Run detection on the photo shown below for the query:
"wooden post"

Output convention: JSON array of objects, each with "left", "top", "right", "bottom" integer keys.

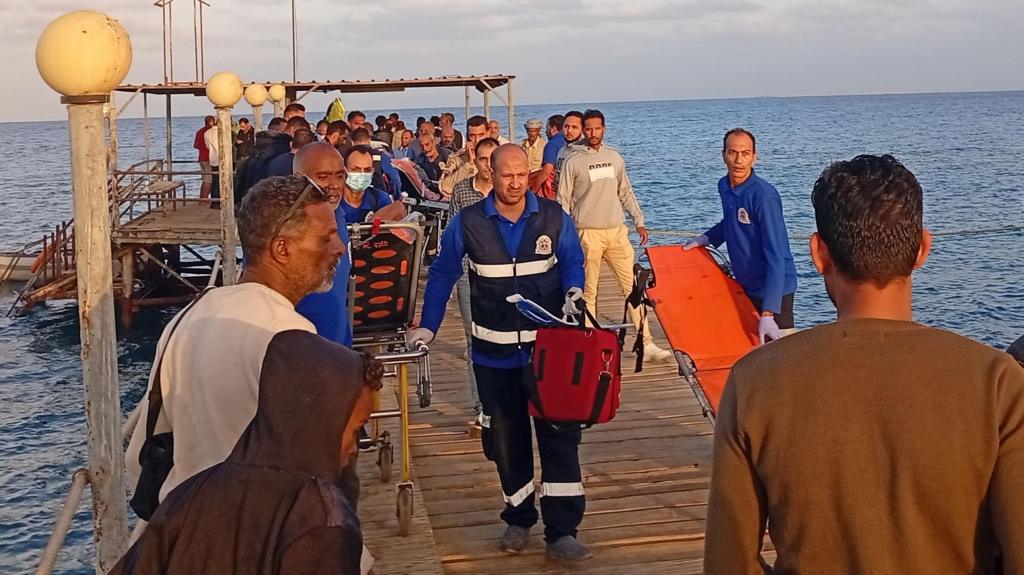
[
  {"left": 507, "top": 78, "right": 515, "bottom": 143},
  {"left": 464, "top": 86, "right": 470, "bottom": 124},
  {"left": 65, "top": 96, "right": 128, "bottom": 572},
  {"left": 253, "top": 106, "right": 264, "bottom": 132},
  {"left": 272, "top": 100, "right": 283, "bottom": 119},
  {"left": 483, "top": 89, "right": 490, "bottom": 122},
  {"left": 107, "top": 92, "right": 118, "bottom": 172},
  {"left": 165, "top": 94, "right": 173, "bottom": 169},
  {"left": 216, "top": 107, "right": 238, "bottom": 284},
  {"left": 120, "top": 249, "right": 134, "bottom": 329}
]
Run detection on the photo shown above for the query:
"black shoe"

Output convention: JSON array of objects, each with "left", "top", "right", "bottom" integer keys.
[{"left": 358, "top": 426, "right": 377, "bottom": 452}]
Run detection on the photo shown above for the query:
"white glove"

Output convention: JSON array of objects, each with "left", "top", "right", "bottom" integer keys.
[
  {"left": 405, "top": 327, "right": 435, "bottom": 348},
  {"left": 683, "top": 234, "right": 710, "bottom": 251},
  {"left": 758, "top": 315, "right": 781, "bottom": 345},
  {"left": 562, "top": 287, "right": 584, "bottom": 317}
]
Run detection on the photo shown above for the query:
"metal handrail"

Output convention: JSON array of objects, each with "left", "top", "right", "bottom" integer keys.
[{"left": 35, "top": 469, "right": 90, "bottom": 575}]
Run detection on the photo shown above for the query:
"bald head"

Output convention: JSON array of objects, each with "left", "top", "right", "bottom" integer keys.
[
  {"left": 293, "top": 143, "right": 345, "bottom": 206},
  {"left": 490, "top": 143, "right": 527, "bottom": 172}
]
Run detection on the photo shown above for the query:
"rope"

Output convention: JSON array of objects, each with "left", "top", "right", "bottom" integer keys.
[{"left": 646, "top": 224, "right": 1024, "bottom": 242}]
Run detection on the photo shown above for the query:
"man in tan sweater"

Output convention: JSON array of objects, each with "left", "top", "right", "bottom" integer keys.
[{"left": 704, "top": 154, "right": 1024, "bottom": 574}]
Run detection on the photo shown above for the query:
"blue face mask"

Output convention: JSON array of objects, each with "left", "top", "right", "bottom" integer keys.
[{"left": 346, "top": 172, "right": 373, "bottom": 192}]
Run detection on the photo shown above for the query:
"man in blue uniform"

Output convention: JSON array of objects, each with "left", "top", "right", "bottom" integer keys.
[
  {"left": 407, "top": 145, "right": 593, "bottom": 564},
  {"left": 686, "top": 128, "right": 798, "bottom": 343},
  {"left": 336, "top": 145, "right": 406, "bottom": 224}
]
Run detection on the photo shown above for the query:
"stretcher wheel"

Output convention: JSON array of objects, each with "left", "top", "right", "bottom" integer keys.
[
  {"left": 378, "top": 440, "right": 393, "bottom": 484},
  {"left": 417, "top": 375, "right": 431, "bottom": 408},
  {"left": 396, "top": 484, "right": 414, "bottom": 536}
]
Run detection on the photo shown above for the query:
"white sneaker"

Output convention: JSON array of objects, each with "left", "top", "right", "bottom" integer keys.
[{"left": 643, "top": 343, "right": 673, "bottom": 362}]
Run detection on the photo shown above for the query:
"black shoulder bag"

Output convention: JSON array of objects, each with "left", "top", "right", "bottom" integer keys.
[{"left": 129, "top": 289, "right": 209, "bottom": 520}]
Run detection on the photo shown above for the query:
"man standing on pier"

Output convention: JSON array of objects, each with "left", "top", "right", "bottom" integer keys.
[
  {"left": 194, "top": 115, "right": 215, "bottom": 201},
  {"left": 409, "top": 145, "right": 594, "bottom": 564},
  {"left": 557, "top": 109, "right": 671, "bottom": 362},
  {"left": 684, "top": 128, "right": 798, "bottom": 343},
  {"left": 704, "top": 154, "right": 1024, "bottom": 574},
  {"left": 439, "top": 115, "right": 489, "bottom": 196}
]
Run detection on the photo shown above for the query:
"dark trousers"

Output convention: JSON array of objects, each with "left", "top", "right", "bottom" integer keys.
[
  {"left": 473, "top": 363, "right": 585, "bottom": 542},
  {"left": 747, "top": 291, "right": 795, "bottom": 329}
]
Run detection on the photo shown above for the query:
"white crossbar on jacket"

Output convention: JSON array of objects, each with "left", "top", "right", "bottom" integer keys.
[
  {"left": 468, "top": 255, "right": 558, "bottom": 279},
  {"left": 471, "top": 323, "right": 537, "bottom": 345}
]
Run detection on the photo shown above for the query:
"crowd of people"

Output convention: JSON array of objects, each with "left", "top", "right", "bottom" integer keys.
[{"left": 116, "top": 104, "right": 1024, "bottom": 574}]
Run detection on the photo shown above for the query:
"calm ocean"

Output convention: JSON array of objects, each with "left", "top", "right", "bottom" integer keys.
[{"left": 1, "top": 91, "right": 1022, "bottom": 572}]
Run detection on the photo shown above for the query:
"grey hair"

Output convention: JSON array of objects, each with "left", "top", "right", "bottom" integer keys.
[{"left": 237, "top": 175, "right": 326, "bottom": 264}]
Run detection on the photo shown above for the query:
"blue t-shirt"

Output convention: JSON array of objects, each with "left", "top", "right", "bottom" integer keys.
[
  {"left": 295, "top": 207, "right": 353, "bottom": 346},
  {"left": 339, "top": 188, "right": 393, "bottom": 224},
  {"left": 542, "top": 132, "right": 566, "bottom": 166},
  {"left": 704, "top": 170, "right": 797, "bottom": 314}
]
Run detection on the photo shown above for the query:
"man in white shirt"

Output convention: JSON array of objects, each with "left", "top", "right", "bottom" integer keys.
[{"left": 203, "top": 118, "right": 221, "bottom": 207}]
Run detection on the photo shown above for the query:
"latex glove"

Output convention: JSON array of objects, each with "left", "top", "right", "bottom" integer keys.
[
  {"left": 758, "top": 315, "right": 781, "bottom": 345},
  {"left": 683, "top": 234, "right": 710, "bottom": 251},
  {"left": 405, "top": 327, "right": 435, "bottom": 348},
  {"left": 562, "top": 287, "right": 584, "bottom": 317}
]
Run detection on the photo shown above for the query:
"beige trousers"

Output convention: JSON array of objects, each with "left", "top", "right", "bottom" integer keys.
[{"left": 578, "top": 225, "right": 653, "bottom": 341}]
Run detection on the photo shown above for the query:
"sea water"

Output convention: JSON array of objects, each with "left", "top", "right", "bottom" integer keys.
[{"left": 1, "top": 91, "right": 1022, "bottom": 572}]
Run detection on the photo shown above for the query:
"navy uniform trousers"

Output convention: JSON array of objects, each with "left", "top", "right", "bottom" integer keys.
[{"left": 473, "top": 363, "right": 585, "bottom": 542}]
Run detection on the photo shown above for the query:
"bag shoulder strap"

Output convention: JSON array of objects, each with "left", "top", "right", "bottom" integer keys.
[{"left": 144, "top": 288, "right": 212, "bottom": 442}]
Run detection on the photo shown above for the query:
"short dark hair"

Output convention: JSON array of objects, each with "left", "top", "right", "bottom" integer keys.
[
  {"left": 343, "top": 144, "right": 374, "bottom": 166},
  {"left": 238, "top": 175, "right": 327, "bottom": 263},
  {"left": 1009, "top": 335, "right": 1024, "bottom": 367},
  {"left": 547, "top": 114, "right": 565, "bottom": 130},
  {"left": 564, "top": 110, "right": 584, "bottom": 123},
  {"left": 283, "top": 102, "right": 305, "bottom": 114},
  {"left": 291, "top": 129, "right": 317, "bottom": 149},
  {"left": 416, "top": 116, "right": 426, "bottom": 127},
  {"left": 238, "top": 117, "right": 250, "bottom": 125},
  {"left": 582, "top": 109, "right": 605, "bottom": 126},
  {"left": 327, "top": 120, "right": 347, "bottom": 136},
  {"left": 812, "top": 154, "right": 923, "bottom": 285},
  {"left": 441, "top": 112, "right": 455, "bottom": 123},
  {"left": 467, "top": 115, "right": 487, "bottom": 130},
  {"left": 286, "top": 116, "right": 310, "bottom": 132},
  {"left": 430, "top": 115, "right": 441, "bottom": 125},
  {"left": 723, "top": 128, "right": 756, "bottom": 152},
  {"left": 347, "top": 110, "right": 366, "bottom": 122},
  {"left": 375, "top": 115, "right": 387, "bottom": 127},
  {"left": 315, "top": 119, "right": 328, "bottom": 129},
  {"left": 475, "top": 137, "right": 500, "bottom": 155},
  {"left": 349, "top": 127, "right": 371, "bottom": 143},
  {"left": 268, "top": 117, "right": 287, "bottom": 131}
]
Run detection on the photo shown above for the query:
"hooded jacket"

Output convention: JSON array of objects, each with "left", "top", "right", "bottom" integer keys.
[{"left": 111, "top": 330, "right": 365, "bottom": 575}]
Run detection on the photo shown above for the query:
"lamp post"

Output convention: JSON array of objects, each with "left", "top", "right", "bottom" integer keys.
[
  {"left": 206, "top": 72, "right": 243, "bottom": 285},
  {"left": 36, "top": 11, "right": 131, "bottom": 572},
  {"left": 243, "top": 83, "right": 268, "bottom": 131},
  {"left": 268, "top": 83, "right": 286, "bottom": 118}
]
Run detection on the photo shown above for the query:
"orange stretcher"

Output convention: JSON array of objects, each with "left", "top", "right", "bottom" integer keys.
[{"left": 645, "top": 245, "right": 760, "bottom": 423}]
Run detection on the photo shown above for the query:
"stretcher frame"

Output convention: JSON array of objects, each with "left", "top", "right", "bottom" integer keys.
[{"left": 347, "top": 221, "right": 432, "bottom": 536}]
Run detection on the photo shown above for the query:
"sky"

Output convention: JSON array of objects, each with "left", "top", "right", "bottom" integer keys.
[{"left": 3, "top": 0, "right": 1022, "bottom": 122}]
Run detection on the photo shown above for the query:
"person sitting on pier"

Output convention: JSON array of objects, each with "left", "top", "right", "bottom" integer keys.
[
  {"left": 703, "top": 154, "right": 1024, "bottom": 574},
  {"left": 337, "top": 145, "right": 406, "bottom": 224},
  {"left": 112, "top": 323, "right": 381, "bottom": 575},
  {"left": 409, "top": 144, "right": 594, "bottom": 563},
  {"left": 126, "top": 175, "right": 348, "bottom": 530},
  {"left": 266, "top": 128, "right": 317, "bottom": 178}
]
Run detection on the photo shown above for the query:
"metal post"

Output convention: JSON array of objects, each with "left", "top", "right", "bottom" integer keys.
[
  {"left": 483, "top": 89, "right": 490, "bottom": 122},
  {"left": 216, "top": 107, "right": 238, "bottom": 284},
  {"left": 193, "top": 0, "right": 200, "bottom": 82},
  {"left": 64, "top": 96, "right": 128, "bottom": 573},
  {"left": 168, "top": 1, "right": 174, "bottom": 82},
  {"left": 253, "top": 106, "right": 264, "bottom": 132},
  {"left": 464, "top": 86, "right": 470, "bottom": 124},
  {"left": 143, "top": 94, "right": 150, "bottom": 163},
  {"left": 508, "top": 79, "right": 515, "bottom": 142},
  {"left": 291, "top": 0, "right": 298, "bottom": 82},
  {"left": 199, "top": 1, "right": 205, "bottom": 79},
  {"left": 107, "top": 92, "right": 118, "bottom": 173},
  {"left": 165, "top": 95, "right": 173, "bottom": 171},
  {"left": 272, "top": 100, "right": 283, "bottom": 119}
]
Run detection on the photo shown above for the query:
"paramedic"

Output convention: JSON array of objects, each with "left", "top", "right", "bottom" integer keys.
[
  {"left": 685, "top": 128, "right": 798, "bottom": 343},
  {"left": 704, "top": 154, "right": 1024, "bottom": 574},
  {"left": 408, "top": 144, "right": 593, "bottom": 564}
]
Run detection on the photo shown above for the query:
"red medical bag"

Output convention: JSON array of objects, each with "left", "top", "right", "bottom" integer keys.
[{"left": 525, "top": 310, "right": 622, "bottom": 425}]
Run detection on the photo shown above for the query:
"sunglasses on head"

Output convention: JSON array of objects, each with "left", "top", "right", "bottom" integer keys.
[{"left": 271, "top": 175, "right": 327, "bottom": 238}]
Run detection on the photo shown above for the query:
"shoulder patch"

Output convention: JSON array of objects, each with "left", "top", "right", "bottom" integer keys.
[
  {"left": 535, "top": 235, "right": 553, "bottom": 256},
  {"left": 737, "top": 207, "right": 751, "bottom": 225}
]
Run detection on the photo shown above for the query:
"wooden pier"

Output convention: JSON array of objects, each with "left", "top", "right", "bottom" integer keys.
[{"left": 361, "top": 269, "right": 716, "bottom": 574}]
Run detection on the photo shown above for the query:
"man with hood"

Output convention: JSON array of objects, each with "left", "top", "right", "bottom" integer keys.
[{"left": 111, "top": 329, "right": 383, "bottom": 574}]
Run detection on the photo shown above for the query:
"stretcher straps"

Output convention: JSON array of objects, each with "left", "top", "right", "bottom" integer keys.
[
  {"left": 624, "top": 264, "right": 652, "bottom": 373},
  {"left": 524, "top": 352, "right": 546, "bottom": 417}
]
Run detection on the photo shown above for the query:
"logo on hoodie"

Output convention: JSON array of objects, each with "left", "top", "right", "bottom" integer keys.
[{"left": 737, "top": 207, "right": 751, "bottom": 225}]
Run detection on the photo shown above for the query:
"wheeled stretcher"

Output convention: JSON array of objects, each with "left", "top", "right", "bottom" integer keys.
[
  {"left": 644, "top": 245, "right": 760, "bottom": 424},
  {"left": 347, "top": 220, "right": 432, "bottom": 535}
]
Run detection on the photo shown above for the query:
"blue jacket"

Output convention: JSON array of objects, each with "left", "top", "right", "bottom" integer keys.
[
  {"left": 421, "top": 192, "right": 585, "bottom": 368},
  {"left": 339, "top": 187, "right": 392, "bottom": 224},
  {"left": 704, "top": 171, "right": 797, "bottom": 314},
  {"left": 370, "top": 150, "right": 403, "bottom": 200},
  {"left": 295, "top": 208, "right": 353, "bottom": 347}
]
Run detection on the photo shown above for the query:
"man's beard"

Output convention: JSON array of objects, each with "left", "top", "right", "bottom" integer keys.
[{"left": 310, "top": 262, "right": 338, "bottom": 294}]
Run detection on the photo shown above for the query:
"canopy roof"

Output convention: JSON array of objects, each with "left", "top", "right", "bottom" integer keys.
[{"left": 115, "top": 74, "right": 515, "bottom": 96}]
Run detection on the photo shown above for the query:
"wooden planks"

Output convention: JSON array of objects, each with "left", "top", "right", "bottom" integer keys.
[
  {"left": 114, "top": 204, "right": 223, "bottom": 245},
  {"left": 406, "top": 267, "right": 717, "bottom": 574}
]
